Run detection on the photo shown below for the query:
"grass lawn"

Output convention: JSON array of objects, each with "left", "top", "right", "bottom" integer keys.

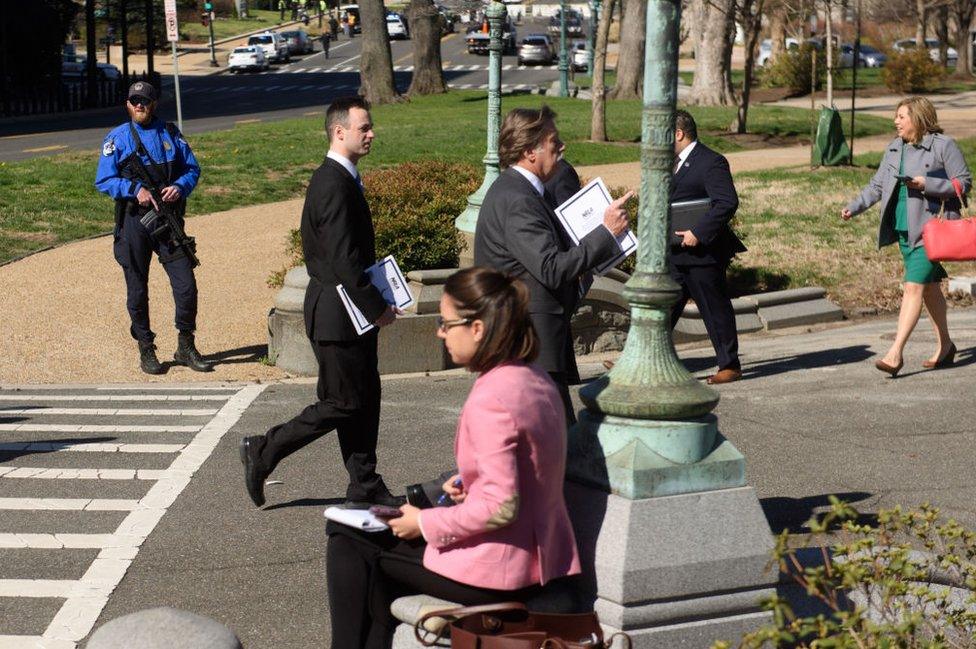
[
  {"left": 679, "top": 66, "right": 976, "bottom": 94},
  {"left": 179, "top": 9, "right": 296, "bottom": 43},
  {"left": 0, "top": 91, "right": 891, "bottom": 269},
  {"left": 729, "top": 136, "right": 976, "bottom": 312}
]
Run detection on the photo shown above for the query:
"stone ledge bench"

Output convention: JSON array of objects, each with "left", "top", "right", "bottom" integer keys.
[{"left": 390, "top": 594, "right": 456, "bottom": 648}]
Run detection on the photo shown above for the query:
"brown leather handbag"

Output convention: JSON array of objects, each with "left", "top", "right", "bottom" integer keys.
[{"left": 414, "top": 602, "right": 632, "bottom": 649}]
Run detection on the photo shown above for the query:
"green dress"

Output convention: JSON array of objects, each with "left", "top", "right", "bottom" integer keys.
[{"left": 895, "top": 146, "right": 947, "bottom": 284}]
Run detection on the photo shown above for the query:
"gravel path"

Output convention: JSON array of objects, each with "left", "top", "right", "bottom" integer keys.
[{"left": 0, "top": 200, "right": 301, "bottom": 384}]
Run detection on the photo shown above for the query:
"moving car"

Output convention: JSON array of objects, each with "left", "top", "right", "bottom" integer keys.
[
  {"left": 839, "top": 43, "right": 886, "bottom": 68},
  {"left": 518, "top": 34, "right": 555, "bottom": 66},
  {"left": 281, "top": 30, "right": 314, "bottom": 55},
  {"left": 465, "top": 17, "right": 517, "bottom": 55},
  {"left": 247, "top": 32, "right": 290, "bottom": 63},
  {"left": 548, "top": 9, "right": 584, "bottom": 38},
  {"left": 892, "top": 38, "right": 958, "bottom": 67},
  {"left": 228, "top": 46, "right": 269, "bottom": 72},
  {"left": 386, "top": 13, "right": 409, "bottom": 39}
]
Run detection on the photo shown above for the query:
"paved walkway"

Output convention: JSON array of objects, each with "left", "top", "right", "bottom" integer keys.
[{"left": 4, "top": 91, "right": 976, "bottom": 384}]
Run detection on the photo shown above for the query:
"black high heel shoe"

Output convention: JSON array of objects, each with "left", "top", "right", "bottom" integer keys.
[{"left": 922, "top": 342, "right": 957, "bottom": 369}]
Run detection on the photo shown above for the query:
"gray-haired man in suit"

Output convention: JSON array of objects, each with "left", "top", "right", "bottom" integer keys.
[{"left": 474, "top": 106, "right": 633, "bottom": 424}]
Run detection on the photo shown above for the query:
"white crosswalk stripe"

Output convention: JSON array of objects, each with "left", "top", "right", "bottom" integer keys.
[{"left": 0, "top": 384, "right": 266, "bottom": 647}]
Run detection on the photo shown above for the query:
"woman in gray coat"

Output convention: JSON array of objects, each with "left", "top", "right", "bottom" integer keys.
[{"left": 842, "top": 96, "right": 971, "bottom": 377}]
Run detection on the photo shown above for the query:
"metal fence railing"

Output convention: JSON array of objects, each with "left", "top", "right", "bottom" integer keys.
[{"left": 1, "top": 72, "right": 161, "bottom": 118}]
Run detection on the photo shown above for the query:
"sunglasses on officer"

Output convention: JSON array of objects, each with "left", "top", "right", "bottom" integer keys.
[{"left": 128, "top": 96, "right": 153, "bottom": 107}]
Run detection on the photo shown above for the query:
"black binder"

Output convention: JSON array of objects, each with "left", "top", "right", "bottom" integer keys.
[{"left": 670, "top": 198, "right": 711, "bottom": 246}]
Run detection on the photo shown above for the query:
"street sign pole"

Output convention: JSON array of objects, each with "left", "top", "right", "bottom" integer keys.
[{"left": 164, "top": 0, "right": 184, "bottom": 132}]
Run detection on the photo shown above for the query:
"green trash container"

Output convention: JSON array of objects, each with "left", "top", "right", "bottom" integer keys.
[{"left": 812, "top": 106, "right": 851, "bottom": 167}]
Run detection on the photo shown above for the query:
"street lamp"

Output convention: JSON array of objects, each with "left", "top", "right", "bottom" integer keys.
[
  {"left": 204, "top": 1, "right": 218, "bottom": 67},
  {"left": 558, "top": 0, "right": 569, "bottom": 96},
  {"left": 453, "top": 1, "right": 507, "bottom": 264},
  {"left": 587, "top": 0, "right": 600, "bottom": 74}
]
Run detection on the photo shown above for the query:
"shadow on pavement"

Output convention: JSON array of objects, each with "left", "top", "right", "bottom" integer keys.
[
  {"left": 0, "top": 436, "right": 117, "bottom": 462},
  {"left": 207, "top": 344, "right": 268, "bottom": 367},
  {"left": 761, "top": 491, "right": 877, "bottom": 534},
  {"left": 263, "top": 496, "right": 345, "bottom": 511},
  {"left": 742, "top": 345, "right": 873, "bottom": 380}
]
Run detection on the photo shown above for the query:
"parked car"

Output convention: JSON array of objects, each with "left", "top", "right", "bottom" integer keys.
[
  {"left": 436, "top": 5, "right": 456, "bottom": 33},
  {"left": 340, "top": 5, "right": 361, "bottom": 34},
  {"left": 386, "top": 12, "right": 409, "bottom": 39},
  {"left": 839, "top": 43, "right": 886, "bottom": 68},
  {"left": 61, "top": 55, "right": 121, "bottom": 80},
  {"left": 756, "top": 37, "right": 799, "bottom": 66},
  {"left": 228, "top": 46, "right": 269, "bottom": 72},
  {"left": 247, "top": 32, "right": 290, "bottom": 63},
  {"left": 281, "top": 30, "right": 314, "bottom": 55},
  {"left": 570, "top": 40, "right": 588, "bottom": 71},
  {"left": 892, "top": 38, "right": 958, "bottom": 67},
  {"left": 518, "top": 34, "right": 555, "bottom": 66}
]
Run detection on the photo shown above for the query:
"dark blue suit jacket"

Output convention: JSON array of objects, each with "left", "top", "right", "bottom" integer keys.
[{"left": 670, "top": 142, "right": 746, "bottom": 266}]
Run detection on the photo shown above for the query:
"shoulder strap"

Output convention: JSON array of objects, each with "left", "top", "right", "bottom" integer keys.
[
  {"left": 164, "top": 121, "right": 182, "bottom": 142},
  {"left": 414, "top": 602, "right": 527, "bottom": 646}
]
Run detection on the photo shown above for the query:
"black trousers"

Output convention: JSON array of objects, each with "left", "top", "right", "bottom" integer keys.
[
  {"left": 326, "top": 524, "right": 582, "bottom": 649},
  {"left": 670, "top": 262, "right": 740, "bottom": 371},
  {"left": 113, "top": 216, "right": 198, "bottom": 344},
  {"left": 256, "top": 332, "right": 384, "bottom": 501}
]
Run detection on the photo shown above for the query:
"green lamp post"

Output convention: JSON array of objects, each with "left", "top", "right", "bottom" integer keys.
[
  {"left": 454, "top": 1, "right": 507, "bottom": 265},
  {"left": 558, "top": 0, "right": 569, "bottom": 97},
  {"left": 563, "top": 0, "right": 775, "bottom": 642}
]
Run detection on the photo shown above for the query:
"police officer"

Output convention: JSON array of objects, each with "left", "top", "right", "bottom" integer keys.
[
  {"left": 278, "top": 0, "right": 285, "bottom": 20},
  {"left": 95, "top": 81, "right": 213, "bottom": 375}
]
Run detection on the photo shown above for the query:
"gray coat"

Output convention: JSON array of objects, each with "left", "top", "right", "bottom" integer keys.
[{"left": 845, "top": 133, "right": 972, "bottom": 248}]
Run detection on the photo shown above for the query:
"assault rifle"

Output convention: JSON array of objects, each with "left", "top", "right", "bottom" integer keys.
[{"left": 122, "top": 153, "right": 200, "bottom": 268}]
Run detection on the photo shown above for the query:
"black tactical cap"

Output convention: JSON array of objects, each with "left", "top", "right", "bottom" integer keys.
[{"left": 127, "top": 81, "right": 158, "bottom": 102}]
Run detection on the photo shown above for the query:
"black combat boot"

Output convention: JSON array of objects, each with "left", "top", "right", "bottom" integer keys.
[
  {"left": 138, "top": 342, "right": 165, "bottom": 375},
  {"left": 174, "top": 331, "right": 213, "bottom": 372}
]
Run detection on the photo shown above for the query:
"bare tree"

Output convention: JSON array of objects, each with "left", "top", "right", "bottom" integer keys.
[
  {"left": 732, "top": 0, "right": 766, "bottom": 132},
  {"left": 687, "top": 0, "right": 736, "bottom": 105},
  {"left": 358, "top": 0, "right": 400, "bottom": 104},
  {"left": 949, "top": 0, "right": 975, "bottom": 77},
  {"left": 590, "top": 0, "right": 617, "bottom": 141},
  {"left": 608, "top": 0, "right": 645, "bottom": 99},
  {"left": 407, "top": 0, "right": 446, "bottom": 95}
]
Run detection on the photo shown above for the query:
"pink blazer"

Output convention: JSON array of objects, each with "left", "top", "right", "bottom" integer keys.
[{"left": 418, "top": 362, "right": 581, "bottom": 591}]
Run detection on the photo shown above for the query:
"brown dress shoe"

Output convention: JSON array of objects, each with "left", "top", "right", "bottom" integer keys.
[{"left": 707, "top": 368, "right": 742, "bottom": 384}]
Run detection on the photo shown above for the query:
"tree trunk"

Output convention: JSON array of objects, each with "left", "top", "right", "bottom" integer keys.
[
  {"left": 915, "top": 0, "right": 927, "bottom": 46},
  {"left": 358, "top": 0, "right": 400, "bottom": 104},
  {"left": 590, "top": 0, "right": 617, "bottom": 141},
  {"left": 951, "top": 0, "right": 974, "bottom": 78},
  {"left": 769, "top": 3, "right": 787, "bottom": 61},
  {"left": 608, "top": 0, "right": 645, "bottom": 99},
  {"left": 934, "top": 5, "right": 949, "bottom": 67},
  {"left": 407, "top": 0, "right": 446, "bottom": 95},
  {"left": 687, "top": 0, "right": 735, "bottom": 105},
  {"left": 733, "top": 0, "right": 765, "bottom": 133}
]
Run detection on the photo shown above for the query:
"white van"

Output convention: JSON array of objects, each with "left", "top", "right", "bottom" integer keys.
[{"left": 247, "top": 32, "right": 290, "bottom": 63}]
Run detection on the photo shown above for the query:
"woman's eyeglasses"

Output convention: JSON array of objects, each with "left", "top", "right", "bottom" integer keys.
[{"left": 436, "top": 316, "right": 470, "bottom": 333}]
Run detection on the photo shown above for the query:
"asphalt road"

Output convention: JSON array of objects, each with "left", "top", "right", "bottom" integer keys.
[
  {"left": 0, "top": 16, "right": 581, "bottom": 162},
  {"left": 5, "top": 310, "right": 976, "bottom": 647}
]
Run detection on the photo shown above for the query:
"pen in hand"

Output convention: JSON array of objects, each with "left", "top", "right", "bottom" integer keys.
[{"left": 436, "top": 478, "right": 463, "bottom": 506}]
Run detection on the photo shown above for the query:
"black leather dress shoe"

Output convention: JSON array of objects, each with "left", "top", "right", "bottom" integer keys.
[
  {"left": 239, "top": 436, "right": 269, "bottom": 507},
  {"left": 345, "top": 490, "right": 407, "bottom": 509}
]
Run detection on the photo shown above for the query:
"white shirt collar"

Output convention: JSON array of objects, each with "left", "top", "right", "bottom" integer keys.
[
  {"left": 327, "top": 150, "right": 359, "bottom": 180},
  {"left": 512, "top": 164, "right": 545, "bottom": 197},
  {"left": 676, "top": 140, "right": 697, "bottom": 167}
]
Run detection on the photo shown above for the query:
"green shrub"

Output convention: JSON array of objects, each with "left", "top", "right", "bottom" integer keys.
[
  {"left": 761, "top": 43, "right": 829, "bottom": 95},
  {"left": 267, "top": 160, "right": 480, "bottom": 288},
  {"left": 882, "top": 49, "right": 947, "bottom": 93},
  {"left": 716, "top": 499, "right": 976, "bottom": 649}
]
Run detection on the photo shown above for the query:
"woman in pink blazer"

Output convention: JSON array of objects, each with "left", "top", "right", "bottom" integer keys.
[{"left": 326, "top": 267, "right": 582, "bottom": 649}]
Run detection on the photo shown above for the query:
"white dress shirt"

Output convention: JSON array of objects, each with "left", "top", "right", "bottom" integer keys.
[
  {"left": 327, "top": 150, "right": 363, "bottom": 188},
  {"left": 512, "top": 164, "right": 545, "bottom": 197},
  {"left": 675, "top": 140, "right": 697, "bottom": 173}
]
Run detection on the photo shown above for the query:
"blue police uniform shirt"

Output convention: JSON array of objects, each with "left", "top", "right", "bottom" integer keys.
[{"left": 94, "top": 118, "right": 201, "bottom": 201}]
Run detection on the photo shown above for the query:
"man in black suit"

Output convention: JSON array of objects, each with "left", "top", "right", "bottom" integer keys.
[
  {"left": 670, "top": 110, "right": 747, "bottom": 384},
  {"left": 240, "top": 97, "right": 400, "bottom": 508},
  {"left": 475, "top": 106, "right": 632, "bottom": 423},
  {"left": 544, "top": 157, "right": 582, "bottom": 207}
]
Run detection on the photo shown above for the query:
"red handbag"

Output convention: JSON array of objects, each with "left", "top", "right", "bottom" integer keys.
[
  {"left": 922, "top": 177, "right": 976, "bottom": 262},
  {"left": 414, "top": 602, "right": 632, "bottom": 649}
]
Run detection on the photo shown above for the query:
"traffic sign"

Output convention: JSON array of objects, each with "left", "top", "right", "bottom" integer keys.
[{"left": 164, "top": 0, "right": 179, "bottom": 43}]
